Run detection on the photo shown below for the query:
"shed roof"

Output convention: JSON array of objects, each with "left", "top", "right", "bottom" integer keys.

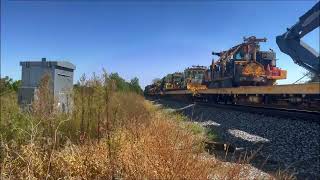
[{"left": 20, "top": 59, "right": 76, "bottom": 70}]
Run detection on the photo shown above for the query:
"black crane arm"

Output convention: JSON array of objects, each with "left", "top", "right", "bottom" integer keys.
[{"left": 276, "top": 2, "right": 320, "bottom": 75}]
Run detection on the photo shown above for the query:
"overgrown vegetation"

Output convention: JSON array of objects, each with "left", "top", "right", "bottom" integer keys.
[
  {"left": 0, "top": 72, "right": 273, "bottom": 179},
  {"left": 0, "top": 76, "right": 21, "bottom": 94}
]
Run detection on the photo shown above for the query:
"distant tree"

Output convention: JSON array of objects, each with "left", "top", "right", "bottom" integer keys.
[
  {"left": 73, "top": 72, "right": 143, "bottom": 95},
  {"left": 129, "top": 77, "right": 143, "bottom": 94},
  {"left": 0, "top": 77, "right": 9, "bottom": 93},
  {"left": 109, "top": 73, "right": 130, "bottom": 91},
  {"left": 11, "top": 80, "right": 21, "bottom": 92},
  {"left": 0, "top": 76, "right": 21, "bottom": 94}
]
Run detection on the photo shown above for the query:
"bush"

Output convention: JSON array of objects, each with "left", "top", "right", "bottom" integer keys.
[{"left": 0, "top": 76, "right": 21, "bottom": 94}]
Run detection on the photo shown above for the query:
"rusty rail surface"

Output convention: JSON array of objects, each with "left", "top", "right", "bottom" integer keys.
[{"left": 195, "top": 102, "right": 320, "bottom": 123}]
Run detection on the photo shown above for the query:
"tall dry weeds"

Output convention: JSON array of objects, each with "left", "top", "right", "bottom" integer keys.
[{"left": 0, "top": 72, "right": 276, "bottom": 179}]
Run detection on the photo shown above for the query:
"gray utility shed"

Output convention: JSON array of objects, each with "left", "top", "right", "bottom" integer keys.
[{"left": 18, "top": 58, "right": 76, "bottom": 112}]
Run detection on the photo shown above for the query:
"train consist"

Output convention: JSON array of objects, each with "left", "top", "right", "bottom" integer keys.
[
  {"left": 144, "top": 36, "right": 319, "bottom": 111},
  {"left": 145, "top": 36, "right": 287, "bottom": 94}
]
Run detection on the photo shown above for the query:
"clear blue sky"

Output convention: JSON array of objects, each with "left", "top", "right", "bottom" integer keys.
[{"left": 1, "top": 0, "right": 319, "bottom": 87}]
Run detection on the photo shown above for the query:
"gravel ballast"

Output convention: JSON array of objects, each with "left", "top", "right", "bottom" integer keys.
[{"left": 151, "top": 99, "right": 320, "bottom": 179}]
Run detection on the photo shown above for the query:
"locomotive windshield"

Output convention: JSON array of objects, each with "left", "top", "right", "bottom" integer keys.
[
  {"left": 192, "top": 73, "right": 204, "bottom": 84},
  {"left": 184, "top": 68, "right": 206, "bottom": 84}
]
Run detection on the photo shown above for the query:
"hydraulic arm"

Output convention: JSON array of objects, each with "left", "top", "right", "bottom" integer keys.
[{"left": 276, "top": 2, "right": 320, "bottom": 75}]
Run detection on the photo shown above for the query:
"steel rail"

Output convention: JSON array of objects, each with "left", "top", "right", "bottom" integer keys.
[{"left": 193, "top": 101, "right": 320, "bottom": 123}]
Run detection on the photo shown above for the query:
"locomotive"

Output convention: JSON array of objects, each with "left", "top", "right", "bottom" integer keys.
[
  {"left": 184, "top": 66, "right": 208, "bottom": 91},
  {"left": 144, "top": 36, "right": 287, "bottom": 95},
  {"left": 162, "top": 72, "right": 184, "bottom": 91}
]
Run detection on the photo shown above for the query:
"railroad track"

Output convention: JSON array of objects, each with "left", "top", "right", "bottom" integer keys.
[
  {"left": 150, "top": 98, "right": 320, "bottom": 179},
  {"left": 150, "top": 97, "right": 320, "bottom": 122},
  {"left": 194, "top": 101, "right": 320, "bottom": 123}
]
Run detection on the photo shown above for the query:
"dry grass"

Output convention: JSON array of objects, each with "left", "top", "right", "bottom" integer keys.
[
  {"left": 0, "top": 73, "right": 277, "bottom": 179},
  {"left": 0, "top": 99, "right": 215, "bottom": 179},
  {"left": 118, "top": 104, "right": 213, "bottom": 180}
]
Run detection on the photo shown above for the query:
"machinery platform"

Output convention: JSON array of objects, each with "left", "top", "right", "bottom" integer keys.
[{"left": 164, "top": 83, "right": 320, "bottom": 95}]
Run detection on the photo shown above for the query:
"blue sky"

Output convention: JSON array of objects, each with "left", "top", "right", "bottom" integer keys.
[{"left": 1, "top": 0, "right": 319, "bottom": 87}]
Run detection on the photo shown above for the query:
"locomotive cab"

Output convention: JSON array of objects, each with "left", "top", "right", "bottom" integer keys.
[
  {"left": 184, "top": 66, "right": 208, "bottom": 91},
  {"left": 163, "top": 72, "right": 184, "bottom": 91}
]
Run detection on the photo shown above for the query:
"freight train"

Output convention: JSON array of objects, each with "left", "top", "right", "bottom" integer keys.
[
  {"left": 144, "top": 2, "right": 320, "bottom": 111},
  {"left": 144, "top": 36, "right": 287, "bottom": 95}
]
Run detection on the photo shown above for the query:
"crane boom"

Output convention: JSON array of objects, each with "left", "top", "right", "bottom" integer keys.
[{"left": 276, "top": 1, "right": 320, "bottom": 75}]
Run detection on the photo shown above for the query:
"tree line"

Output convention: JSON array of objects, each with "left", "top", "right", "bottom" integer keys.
[{"left": 0, "top": 73, "right": 143, "bottom": 95}]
